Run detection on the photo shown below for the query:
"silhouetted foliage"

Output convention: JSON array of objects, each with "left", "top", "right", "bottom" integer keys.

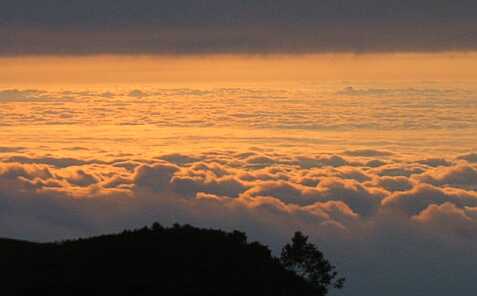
[
  {"left": 281, "top": 231, "right": 345, "bottom": 295},
  {"left": 2, "top": 224, "right": 343, "bottom": 296}
]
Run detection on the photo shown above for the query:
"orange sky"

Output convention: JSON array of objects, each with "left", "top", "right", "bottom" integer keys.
[{"left": 2, "top": 52, "right": 477, "bottom": 87}]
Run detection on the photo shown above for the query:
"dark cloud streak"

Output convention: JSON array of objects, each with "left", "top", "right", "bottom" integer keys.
[{"left": 1, "top": 0, "right": 477, "bottom": 55}]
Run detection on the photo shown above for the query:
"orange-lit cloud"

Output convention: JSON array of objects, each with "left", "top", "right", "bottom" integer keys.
[
  {"left": 1, "top": 57, "right": 477, "bottom": 296},
  {"left": 1, "top": 146, "right": 477, "bottom": 295}
]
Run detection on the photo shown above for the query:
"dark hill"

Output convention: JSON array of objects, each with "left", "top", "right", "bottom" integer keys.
[{"left": 2, "top": 224, "right": 318, "bottom": 296}]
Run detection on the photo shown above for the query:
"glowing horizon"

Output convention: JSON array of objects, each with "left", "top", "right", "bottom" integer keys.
[
  {"left": 3, "top": 52, "right": 477, "bottom": 88},
  {"left": 2, "top": 1, "right": 477, "bottom": 295}
]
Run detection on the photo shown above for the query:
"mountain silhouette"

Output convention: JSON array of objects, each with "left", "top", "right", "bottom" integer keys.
[{"left": 2, "top": 223, "right": 341, "bottom": 295}]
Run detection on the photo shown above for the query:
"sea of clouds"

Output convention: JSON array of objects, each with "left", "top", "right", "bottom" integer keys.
[
  {"left": 1, "top": 84, "right": 476, "bottom": 295},
  {"left": 1, "top": 84, "right": 476, "bottom": 129}
]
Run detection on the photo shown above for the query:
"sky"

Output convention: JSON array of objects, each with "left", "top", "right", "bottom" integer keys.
[
  {"left": 1, "top": 0, "right": 477, "bottom": 54},
  {"left": 1, "top": 1, "right": 477, "bottom": 296}
]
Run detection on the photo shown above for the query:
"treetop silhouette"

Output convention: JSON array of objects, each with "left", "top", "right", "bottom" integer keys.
[
  {"left": 281, "top": 231, "right": 345, "bottom": 295},
  {"left": 2, "top": 223, "right": 344, "bottom": 296}
]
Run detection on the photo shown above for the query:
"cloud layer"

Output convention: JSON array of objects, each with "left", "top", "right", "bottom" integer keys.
[
  {"left": 1, "top": 83, "right": 477, "bottom": 295},
  {"left": 1, "top": 86, "right": 476, "bottom": 130},
  {"left": 2, "top": 0, "right": 477, "bottom": 54},
  {"left": 1, "top": 148, "right": 477, "bottom": 295}
]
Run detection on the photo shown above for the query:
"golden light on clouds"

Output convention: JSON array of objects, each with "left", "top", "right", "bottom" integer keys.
[
  {"left": 1, "top": 52, "right": 477, "bottom": 296},
  {"left": 2, "top": 52, "right": 477, "bottom": 87},
  {"left": 3, "top": 1, "right": 477, "bottom": 294}
]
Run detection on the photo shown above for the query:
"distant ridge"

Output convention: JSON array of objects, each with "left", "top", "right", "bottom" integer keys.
[{"left": 0, "top": 237, "right": 39, "bottom": 252}]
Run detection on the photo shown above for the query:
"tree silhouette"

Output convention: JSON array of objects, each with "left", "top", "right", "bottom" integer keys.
[
  {"left": 1, "top": 224, "right": 346, "bottom": 296},
  {"left": 280, "top": 231, "right": 345, "bottom": 295}
]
